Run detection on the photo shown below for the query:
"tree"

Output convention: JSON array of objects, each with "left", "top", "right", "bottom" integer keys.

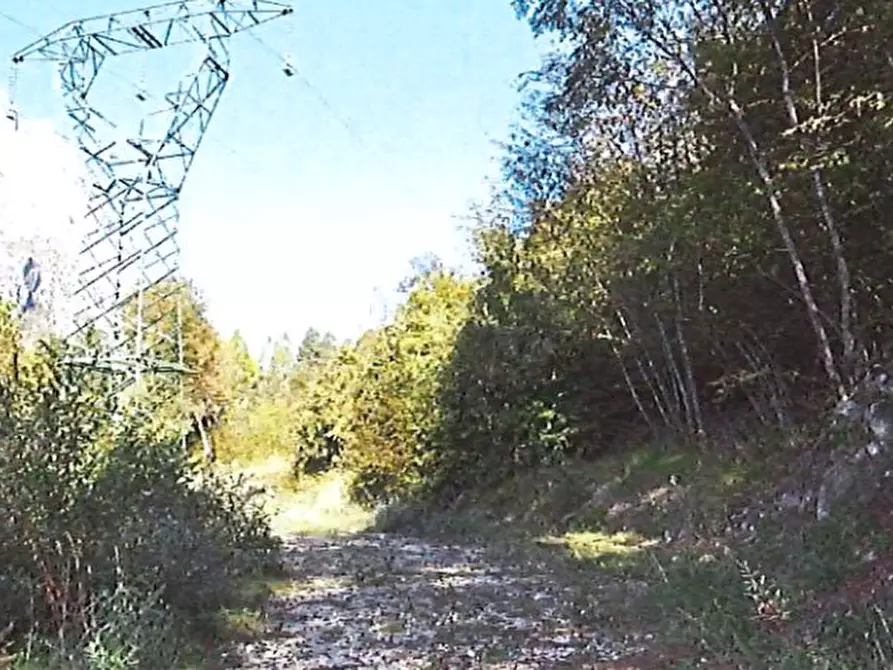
[
  {"left": 123, "top": 279, "right": 226, "bottom": 458},
  {"left": 295, "top": 328, "right": 337, "bottom": 367},
  {"left": 289, "top": 268, "right": 475, "bottom": 503},
  {"left": 508, "top": 0, "right": 893, "bottom": 408},
  {"left": 218, "top": 330, "right": 260, "bottom": 402},
  {"left": 275, "top": 0, "right": 893, "bottom": 509}
]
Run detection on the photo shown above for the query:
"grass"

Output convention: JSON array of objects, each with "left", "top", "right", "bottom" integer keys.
[
  {"left": 221, "top": 453, "right": 374, "bottom": 537},
  {"left": 182, "top": 453, "right": 373, "bottom": 668},
  {"left": 178, "top": 573, "right": 294, "bottom": 670},
  {"left": 375, "top": 431, "right": 893, "bottom": 668},
  {"left": 535, "top": 530, "right": 657, "bottom": 572},
  {"left": 189, "top": 438, "right": 893, "bottom": 667}
]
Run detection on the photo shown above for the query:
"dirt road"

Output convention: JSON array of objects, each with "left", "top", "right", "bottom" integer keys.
[{"left": 227, "top": 532, "right": 648, "bottom": 669}]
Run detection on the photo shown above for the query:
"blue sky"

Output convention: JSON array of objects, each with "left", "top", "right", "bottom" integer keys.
[{"left": 0, "top": 1, "right": 542, "bottom": 356}]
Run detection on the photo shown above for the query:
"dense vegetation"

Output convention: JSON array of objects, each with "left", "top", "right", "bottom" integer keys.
[
  {"left": 0, "top": 298, "right": 279, "bottom": 668},
  {"left": 248, "top": 0, "right": 893, "bottom": 505},
  {"left": 182, "top": 0, "right": 893, "bottom": 663}
]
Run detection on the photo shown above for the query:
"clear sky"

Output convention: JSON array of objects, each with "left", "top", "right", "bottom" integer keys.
[{"left": 0, "top": 0, "right": 541, "bottom": 356}]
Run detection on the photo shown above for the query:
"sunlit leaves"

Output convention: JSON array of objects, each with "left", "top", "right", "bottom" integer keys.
[{"left": 337, "top": 271, "right": 475, "bottom": 503}]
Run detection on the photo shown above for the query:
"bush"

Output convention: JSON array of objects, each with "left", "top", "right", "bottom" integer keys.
[{"left": 0, "top": 313, "right": 280, "bottom": 667}]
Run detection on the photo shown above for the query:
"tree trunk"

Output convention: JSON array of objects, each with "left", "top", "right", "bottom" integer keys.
[
  {"left": 194, "top": 412, "right": 215, "bottom": 464},
  {"left": 629, "top": 1, "right": 844, "bottom": 397},
  {"left": 616, "top": 307, "right": 676, "bottom": 429},
  {"left": 604, "top": 323, "right": 658, "bottom": 434},
  {"left": 673, "top": 275, "right": 704, "bottom": 436},
  {"left": 759, "top": 0, "right": 855, "bottom": 384},
  {"left": 655, "top": 312, "right": 690, "bottom": 431}
]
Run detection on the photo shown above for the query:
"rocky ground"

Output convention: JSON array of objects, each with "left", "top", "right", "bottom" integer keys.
[{"left": 226, "top": 532, "right": 650, "bottom": 669}]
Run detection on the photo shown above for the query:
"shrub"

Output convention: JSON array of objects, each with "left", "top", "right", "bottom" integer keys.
[{"left": 0, "top": 312, "right": 280, "bottom": 667}]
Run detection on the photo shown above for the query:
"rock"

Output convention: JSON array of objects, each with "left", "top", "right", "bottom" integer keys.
[
  {"left": 816, "top": 365, "right": 893, "bottom": 520},
  {"left": 776, "top": 490, "right": 804, "bottom": 512}
]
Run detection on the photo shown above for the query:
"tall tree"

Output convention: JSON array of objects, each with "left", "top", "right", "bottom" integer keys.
[{"left": 123, "top": 279, "right": 225, "bottom": 457}]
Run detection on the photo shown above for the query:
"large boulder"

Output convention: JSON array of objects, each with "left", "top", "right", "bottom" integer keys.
[{"left": 815, "top": 365, "right": 893, "bottom": 520}]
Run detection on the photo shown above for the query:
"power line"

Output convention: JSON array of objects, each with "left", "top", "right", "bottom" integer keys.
[
  {"left": 244, "top": 33, "right": 371, "bottom": 150},
  {"left": 0, "top": 8, "right": 269, "bottom": 175},
  {"left": 2, "top": 4, "right": 484, "bottom": 277},
  {"left": 4, "top": 2, "right": 295, "bottom": 386},
  {"left": 0, "top": 9, "right": 32, "bottom": 33},
  {"left": 2, "top": 7, "right": 431, "bottom": 209},
  {"left": 104, "top": 69, "right": 270, "bottom": 176},
  {"left": 243, "top": 30, "right": 434, "bottom": 208}
]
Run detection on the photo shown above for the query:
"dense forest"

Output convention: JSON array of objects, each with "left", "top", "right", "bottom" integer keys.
[
  {"left": 230, "top": 0, "right": 893, "bottom": 505},
  {"left": 4, "top": 0, "right": 893, "bottom": 666}
]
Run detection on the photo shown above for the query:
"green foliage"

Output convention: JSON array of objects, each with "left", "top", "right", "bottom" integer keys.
[
  {"left": 9, "top": 1, "right": 881, "bottom": 665},
  {"left": 371, "top": 438, "right": 893, "bottom": 668},
  {"left": 335, "top": 270, "right": 475, "bottom": 503},
  {"left": 9, "top": 1, "right": 883, "bottom": 660},
  {"left": 258, "top": 1, "right": 893, "bottom": 522},
  {"left": 212, "top": 328, "right": 342, "bottom": 467},
  {"left": 290, "top": 345, "right": 349, "bottom": 476},
  {"left": 0, "top": 308, "right": 279, "bottom": 668}
]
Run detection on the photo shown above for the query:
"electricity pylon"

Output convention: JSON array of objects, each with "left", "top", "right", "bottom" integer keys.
[{"left": 10, "top": 0, "right": 293, "bottom": 388}]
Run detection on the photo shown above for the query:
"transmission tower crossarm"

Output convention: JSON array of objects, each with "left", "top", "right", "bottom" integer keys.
[
  {"left": 9, "top": 0, "right": 294, "bottom": 389},
  {"left": 11, "top": 0, "right": 293, "bottom": 63}
]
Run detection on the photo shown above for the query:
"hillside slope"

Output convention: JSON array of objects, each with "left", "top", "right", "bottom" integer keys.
[{"left": 372, "top": 433, "right": 893, "bottom": 669}]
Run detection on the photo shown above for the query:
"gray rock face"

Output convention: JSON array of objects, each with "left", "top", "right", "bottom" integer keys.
[
  {"left": 816, "top": 366, "right": 893, "bottom": 521},
  {"left": 0, "top": 238, "right": 77, "bottom": 343}
]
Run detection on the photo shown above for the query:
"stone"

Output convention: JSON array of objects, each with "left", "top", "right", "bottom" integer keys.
[{"left": 816, "top": 365, "right": 893, "bottom": 520}]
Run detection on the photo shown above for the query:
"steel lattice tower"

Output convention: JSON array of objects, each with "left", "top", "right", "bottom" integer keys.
[{"left": 10, "top": 0, "right": 292, "bottom": 385}]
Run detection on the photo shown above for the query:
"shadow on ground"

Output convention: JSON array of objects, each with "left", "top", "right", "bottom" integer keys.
[
  {"left": 219, "top": 439, "right": 893, "bottom": 668},
  {"left": 226, "top": 532, "right": 650, "bottom": 669},
  {"left": 373, "top": 439, "right": 893, "bottom": 669}
]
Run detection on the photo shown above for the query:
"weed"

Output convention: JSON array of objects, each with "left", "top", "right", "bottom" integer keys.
[
  {"left": 0, "top": 329, "right": 281, "bottom": 668},
  {"left": 379, "top": 434, "right": 893, "bottom": 667}
]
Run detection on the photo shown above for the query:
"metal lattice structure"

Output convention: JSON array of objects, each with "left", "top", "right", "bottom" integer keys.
[{"left": 10, "top": 0, "right": 293, "bottom": 384}]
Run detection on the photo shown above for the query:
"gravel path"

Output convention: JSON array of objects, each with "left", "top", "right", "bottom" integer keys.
[{"left": 227, "top": 532, "right": 649, "bottom": 669}]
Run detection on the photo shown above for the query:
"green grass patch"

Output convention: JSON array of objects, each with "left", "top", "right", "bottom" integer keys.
[
  {"left": 178, "top": 572, "right": 293, "bottom": 669},
  {"left": 220, "top": 455, "right": 374, "bottom": 537},
  {"left": 536, "top": 530, "right": 656, "bottom": 572},
  {"left": 180, "top": 455, "right": 374, "bottom": 667}
]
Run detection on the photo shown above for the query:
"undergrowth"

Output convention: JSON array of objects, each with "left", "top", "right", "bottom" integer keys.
[
  {"left": 221, "top": 454, "right": 374, "bottom": 537},
  {"left": 375, "top": 429, "right": 893, "bottom": 668},
  {"left": 0, "top": 316, "right": 282, "bottom": 669}
]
